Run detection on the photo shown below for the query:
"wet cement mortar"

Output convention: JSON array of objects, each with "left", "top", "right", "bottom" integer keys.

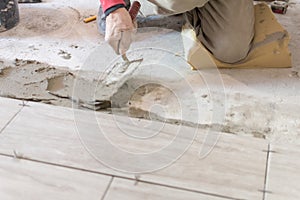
[
  {"left": 0, "top": 59, "right": 113, "bottom": 109},
  {"left": 1, "top": 57, "right": 300, "bottom": 144}
]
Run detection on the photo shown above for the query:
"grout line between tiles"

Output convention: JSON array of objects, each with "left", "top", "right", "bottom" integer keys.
[
  {"left": 0, "top": 103, "right": 25, "bottom": 134},
  {"left": 262, "top": 143, "right": 272, "bottom": 200},
  {"left": 101, "top": 176, "right": 114, "bottom": 200}
]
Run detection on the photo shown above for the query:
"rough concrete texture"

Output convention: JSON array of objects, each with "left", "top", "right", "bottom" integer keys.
[{"left": 0, "top": 0, "right": 300, "bottom": 143}]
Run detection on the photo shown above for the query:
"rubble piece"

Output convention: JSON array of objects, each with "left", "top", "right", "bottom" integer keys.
[{"left": 0, "top": 0, "right": 19, "bottom": 32}]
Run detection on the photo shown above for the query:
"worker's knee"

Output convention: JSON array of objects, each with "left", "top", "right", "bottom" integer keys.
[
  {"left": 197, "top": 0, "right": 255, "bottom": 63},
  {"left": 211, "top": 37, "right": 252, "bottom": 63}
]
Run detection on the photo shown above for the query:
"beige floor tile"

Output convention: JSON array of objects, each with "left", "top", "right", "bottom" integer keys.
[
  {"left": 0, "top": 97, "right": 22, "bottom": 132},
  {"left": 0, "top": 155, "right": 111, "bottom": 200},
  {"left": 105, "top": 178, "right": 224, "bottom": 200},
  {"left": 0, "top": 102, "right": 124, "bottom": 177},
  {"left": 140, "top": 133, "right": 268, "bottom": 200},
  {"left": 266, "top": 143, "right": 300, "bottom": 200}
]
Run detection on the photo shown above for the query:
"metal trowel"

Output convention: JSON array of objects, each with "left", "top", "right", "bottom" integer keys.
[{"left": 120, "top": 0, "right": 143, "bottom": 65}]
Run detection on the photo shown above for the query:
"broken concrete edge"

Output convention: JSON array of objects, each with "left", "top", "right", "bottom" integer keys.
[
  {"left": 0, "top": 58, "right": 111, "bottom": 108},
  {"left": 0, "top": 0, "right": 20, "bottom": 32}
]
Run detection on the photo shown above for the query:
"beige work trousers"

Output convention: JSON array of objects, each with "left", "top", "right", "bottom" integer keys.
[{"left": 143, "top": 0, "right": 255, "bottom": 63}]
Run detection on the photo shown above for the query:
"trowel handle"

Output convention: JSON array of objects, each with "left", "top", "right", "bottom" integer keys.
[{"left": 129, "top": 1, "right": 141, "bottom": 21}]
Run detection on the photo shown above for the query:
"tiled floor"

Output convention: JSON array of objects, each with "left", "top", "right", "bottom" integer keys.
[
  {"left": 0, "top": 97, "right": 299, "bottom": 200},
  {"left": 0, "top": 155, "right": 110, "bottom": 200}
]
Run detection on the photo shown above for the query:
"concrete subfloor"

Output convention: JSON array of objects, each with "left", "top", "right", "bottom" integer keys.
[{"left": 0, "top": 0, "right": 300, "bottom": 144}]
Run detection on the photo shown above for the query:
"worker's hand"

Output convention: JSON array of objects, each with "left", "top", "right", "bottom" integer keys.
[{"left": 105, "top": 8, "right": 135, "bottom": 55}]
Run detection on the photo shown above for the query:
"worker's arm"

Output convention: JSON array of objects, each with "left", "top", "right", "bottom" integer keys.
[
  {"left": 100, "top": 0, "right": 125, "bottom": 15},
  {"left": 147, "top": 0, "right": 209, "bottom": 15},
  {"left": 100, "top": 0, "right": 135, "bottom": 55}
]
